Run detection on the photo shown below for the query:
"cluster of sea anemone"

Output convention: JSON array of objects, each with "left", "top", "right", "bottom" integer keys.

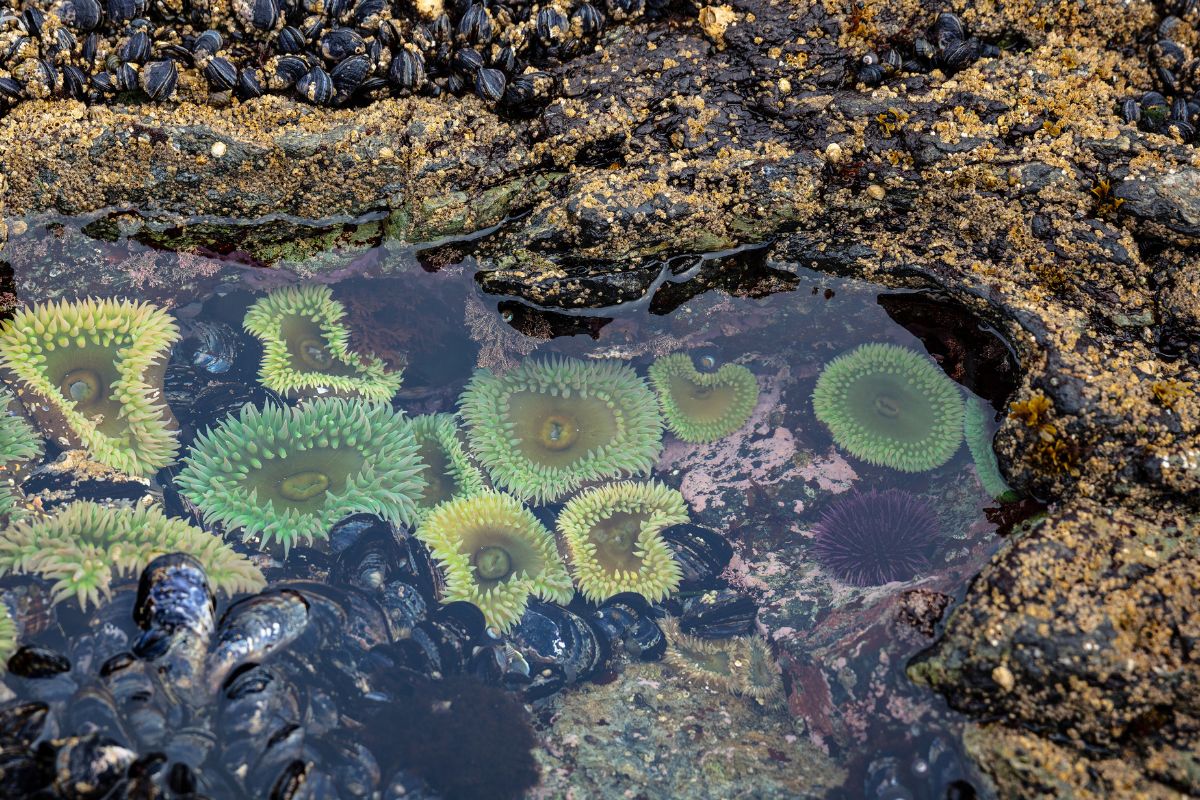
[
  {"left": 0, "top": 501, "right": 264, "bottom": 609},
  {"left": 648, "top": 353, "right": 759, "bottom": 443},
  {"left": 243, "top": 284, "right": 403, "bottom": 401},
  {"left": 0, "top": 298, "right": 180, "bottom": 476},
  {"left": 175, "top": 398, "right": 425, "bottom": 552},
  {"left": 812, "top": 342, "right": 963, "bottom": 473}
]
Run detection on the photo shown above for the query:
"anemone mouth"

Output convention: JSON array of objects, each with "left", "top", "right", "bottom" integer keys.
[
  {"left": 812, "top": 343, "right": 964, "bottom": 473},
  {"left": 0, "top": 501, "right": 264, "bottom": 610},
  {"left": 416, "top": 490, "right": 574, "bottom": 633},
  {"left": 649, "top": 353, "right": 758, "bottom": 443},
  {"left": 408, "top": 414, "right": 485, "bottom": 516},
  {"left": 243, "top": 284, "right": 403, "bottom": 401},
  {"left": 0, "top": 298, "right": 180, "bottom": 476},
  {"left": 175, "top": 399, "right": 425, "bottom": 552},
  {"left": 459, "top": 357, "right": 663, "bottom": 504},
  {"left": 557, "top": 481, "right": 687, "bottom": 603},
  {"left": 812, "top": 488, "right": 940, "bottom": 587}
]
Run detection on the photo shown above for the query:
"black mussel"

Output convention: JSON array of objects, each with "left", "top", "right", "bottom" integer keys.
[
  {"left": 492, "top": 44, "right": 517, "bottom": 74},
  {"left": 140, "top": 59, "right": 177, "bottom": 101},
  {"left": 119, "top": 30, "right": 150, "bottom": 63},
  {"left": 881, "top": 47, "right": 903, "bottom": 74},
  {"left": 623, "top": 614, "right": 666, "bottom": 660},
  {"left": 332, "top": 54, "right": 371, "bottom": 96},
  {"left": 931, "top": 12, "right": 964, "bottom": 48},
  {"left": 330, "top": 517, "right": 407, "bottom": 590},
  {"left": 1167, "top": 118, "right": 1196, "bottom": 140},
  {"left": 297, "top": 65, "right": 333, "bottom": 104},
  {"left": 389, "top": 48, "right": 425, "bottom": 91},
  {"left": 536, "top": 6, "right": 568, "bottom": 45},
  {"left": 0, "top": 77, "right": 22, "bottom": 102},
  {"left": 457, "top": 4, "right": 493, "bottom": 46},
  {"left": 499, "top": 71, "right": 551, "bottom": 115},
  {"left": 378, "top": 580, "right": 428, "bottom": 633},
  {"left": 1158, "top": 64, "right": 1179, "bottom": 94},
  {"left": 208, "top": 590, "right": 310, "bottom": 694},
  {"left": 22, "top": 6, "right": 46, "bottom": 37},
  {"left": 575, "top": 3, "right": 605, "bottom": 36},
  {"left": 592, "top": 593, "right": 666, "bottom": 660},
  {"left": 1120, "top": 97, "right": 1140, "bottom": 124},
  {"left": 67, "top": 591, "right": 136, "bottom": 675},
  {"left": 89, "top": 71, "right": 117, "bottom": 94},
  {"left": 939, "top": 36, "right": 979, "bottom": 70},
  {"left": 62, "top": 64, "right": 88, "bottom": 100},
  {"left": 430, "top": 12, "right": 452, "bottom": 42},
  {"left": 475, "top": 67, "right": 505, "bottom": 103},
  {"left": 318, "top": 731, "right": 381, "bottom": 799},
  {"left": 414, "top": 601, "right": 485, "bottom": 674},
  {"left": 507, "top": 600, "right": 609, "bottom": 699},
  {"left": 48, "top": 28, "right": 78, "bottom": 61},
  {"left": 278, "top": 25, "right": 306, "bottom": 54},
  {"left": 281, "top": 580, "right": 392, "bottom": 653},
  {"left": 468, "top": 640, "right": 532, "bottom": 687},
  {"left": 106, "top": 0, "right": 145, "bottom": 23},
  {"left": 81, "top": 32, "right": 100, "bottom": 66},
  {"left": 268, "top": 760, "right": 340, "bottom": 800},
  {"left": 1154, "top": 38, "right": 1188, "bottom": 72},
  {"left": 98, "top": 653, "right": 167, "bottom": 747},
  {"left": 0, "top": 701, "right": 50, "bottom": 749},
  {"left": 20, "top": 451, "right": 153, "bottom": 512},
  {"left": 170, "top": 379, "right": 283, "bottom": 448},
  {"left": 1172, "top": 96, "right": 1192, "bottom": 123},
  {"left": 203, "top": 55, "right": 238, "bottom": 90},
  {"left": 192, "top": 29, "right": 222, "bottom": 57},
  {"left": 269, "top": 54, "right": 310, "bottom": 90},
  {"left": 64, "top": 0, "right": 103, "bottom": 31},
  {"left": 50, "top": 734, "right": 137, "bottom": 799},
  {"left": 1142, "top": 91, "right": 1170, "bottom": 129},
  {"left": 677, "top": 587, "right": 757, "bottom": 638},
  {"left": 238, "top": 67, "right": 265, "bottom": 100},
  {"left": 174, "top": 320, "right": 249, "bottom": 376},
  {"left": 660, "top": 523, "right": 734, "bottom": 589},
  {"left": 354, "top": 0, "right": 388, "bottom": 29},
  {"left": 451, "top": 46, "right": 484, "bottom": 75},
  {"left": 239, "top": 0, "right": 280, "bottom": 31},
  {"left": 320, "top": 28, "right": 366, "bottom": 63},
  {"left": 66, "top": 684, "right": 133, "bottom": 746},
  {"left": 913, "top": 35, "right": 934, "bottom": 60},
  {"left": 132, "top": 554, "right": 216, "bottom": 704}
]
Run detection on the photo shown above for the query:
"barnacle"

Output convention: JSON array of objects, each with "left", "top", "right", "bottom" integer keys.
[
  {"left": 459, "top": 356, "right": 663, "bottom": 504},
  {"left": 811, "top": 343, "right": 963, "bottom": 472},
  {"left": 660, "top": 617, "right": 782, "bottom": 704},
  {"left": 648, "top": 353, "right": 758, "bottom": 443},
  {"left": 175, "top": 399, "right": 424, "bottom": 553},
  {"left": 557, "top": 481, "right": 687, "bottom": 603},
  {"left": 963, "top": 397, "right": 1017, "bottom": 502},
  {"left": 243, "top": 284, "right": 403, "bottom": 401},
  {"left": 0, "top": 391, "right": 42, "bottom": 522},
  {"left": 416, "top": 490, "right": 574, "bottom": 633},
  {"left": 0, "top": 298, "right": 179, "bottom": 476},
  {"left": 812, "top": 488, "right": 939, "bottom": 586},
  {"left": 408, "top": 413, "right": 485, "bottom": 519},
  {"left": 0, "top": 501, "right": 265, "bottom": 609}
]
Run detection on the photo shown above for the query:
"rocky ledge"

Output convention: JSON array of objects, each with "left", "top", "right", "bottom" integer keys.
[{"left": 3, "top": 0, "right": 1199, "bottom": 794}]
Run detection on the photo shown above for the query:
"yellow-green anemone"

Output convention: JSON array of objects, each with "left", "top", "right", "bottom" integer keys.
[
  {"left": 459, "top": 357, "right": 663, "bottom": 504},
  {"left": 175, "top": 398, "right": 425, "bottom": 552},
  {"left": 0, "top": 391, "right": 42, "bottom": 522},
  {"left": 557, "top": 481, "right": 686, "bottom": 603},
  {"left": 963, "top": 397, "right": 1018, "bottom": 502},
  {"left": 648, "top": 353, "right": 758, "bottom": 442},
  {"left": 661, "top": 617, "right": 784, "bottom": 704},
  {"left": 408, "top": 413, "right": 485, "bottom": 519},
  {"left": 0, "top": 501, "right": 265, "bottom": 610},
  {"left": 243, "top": 284, "right": 403, "bottom": 401},
  {"left": 416, "top": 490, "right": 574, "bottom": 633},
  {"left": 0, "top": 602, "right": 15, "bottom": 672},
  {"left": 811, "top": 343, "right": 963, "bottom": 472},
  {"left": 0, "top": 298, "right": 180, "bottom": 476}
]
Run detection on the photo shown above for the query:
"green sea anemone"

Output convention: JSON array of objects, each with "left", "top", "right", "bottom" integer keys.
[
  {"left": 811, "top": 343, "right": 964, "bottom": 472},
  {"left": 648, "top": 353, "right": 758, "bottom": 442},
  {"left": 0, "top": 501, "right": 265, "bottom": 609},
  {"left": 408, "top": 414, "right": 485, "bottom": 519},
  {"left": 243, "top": 284, "right": 403, "bottom": 401},
  {"left": 459, "top": 357, "right": 663, "bottom": 504},
  {"left": 0, "top": 391, "right": 42, "bottom": 522},
  {"left": 661, "top": 617, "right": 783, "bottom": 704},
  {"left": 0, "top": 298, "right": 180, "bottom": 476},
  {"left": 557, "top": 481, "right": 687, "bottom": 603},
  {"left": 0, "top": 602, "right": 15, "bottom": 672},
  {"left": 175, "top": 398, "right": 425, "bottom": 553},
  {"left": 963, "top": 397, "right": 1018, "bottom": 502},
  {"left": 416, "top": 490, "right": 574, "bottom": 633}
]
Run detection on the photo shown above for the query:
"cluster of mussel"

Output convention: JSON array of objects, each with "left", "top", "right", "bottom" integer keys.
[
  {"left": 1118, "top": 13, "right": 1200, "bottom": 142},
  {"left": 854, "top": 12, "right": 999, "bottom": 88},
  {"left": 0, "top": 502, "right": 746, "bottom": 799},
  {"left": 0, "top": 0, "right": 659, "bottom": 117}
]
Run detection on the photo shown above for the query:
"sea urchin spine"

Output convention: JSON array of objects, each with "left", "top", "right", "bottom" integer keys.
[
  {"left": 557, "top": 481, "right": 687, "bottom": 604},
  {"left": 648, "top": 353, "right": 758, "bottom": 443},
  {"left": 811, "top": 488, "right": 939, "bottom": 587},
  {"left": 0, "top": 298, "right": 180, "bottom": 476}
]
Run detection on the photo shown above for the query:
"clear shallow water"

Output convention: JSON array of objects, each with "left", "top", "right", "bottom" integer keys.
[{"left": 0, "top": 215, "right": 1024, "bottom": 799}]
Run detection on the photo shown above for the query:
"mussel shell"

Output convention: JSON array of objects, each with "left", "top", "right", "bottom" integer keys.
[
  {"left": 0, "top": 700, "right": 50, "bottom": 749},
  {"left": 677, "top": 588, "right": 758, "bottom": 639},
  {"left": 377, "top": 580, "right": 428, "bottom": 634},
  {"left": 8, "top": 645, "right": 71, "bottom": 678},
  {"left": 50, "top": 734, "right": 137, "bottom": 800},
  {"left": 207, "top": 590, "right": 310, "bottom": 694},
  {"left": 659, "top": 523, "right": 734, "bottom": 589},
  {"left": 507, "top": 601, "right": 609, "bottom": 698},
  {"left": 173, "top": 320, "right": 252, "bottom": 377},
  {"left": 278, "top": 581, "right": 392, "bottom": 654},
  {"left": 134, "top": 553, "right": 215, "bottom": 636},
  {"left": 20, "top": 451, "right": 153, "bottom": 512}
]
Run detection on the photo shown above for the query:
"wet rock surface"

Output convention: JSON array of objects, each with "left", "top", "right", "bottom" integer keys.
[{"left": 3, "top": 0, "right": 1200, "bottom": 793}]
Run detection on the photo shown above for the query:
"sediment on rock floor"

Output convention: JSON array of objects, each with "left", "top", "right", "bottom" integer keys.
[{"left": 2, "top": 0, "right": 1199, "bottom": 794}]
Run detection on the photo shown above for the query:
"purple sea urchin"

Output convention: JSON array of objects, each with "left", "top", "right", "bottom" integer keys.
[
  {"left": 812, "top": 488, "right": 939, "bottom": 586},
  {"left": 459, "top": 357, "right": 663, "bottom": 504}
]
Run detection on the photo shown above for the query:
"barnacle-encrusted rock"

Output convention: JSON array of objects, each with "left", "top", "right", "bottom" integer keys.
[
  {"left": 0, "top": 298, "right": 179, "bottom": 476},
  {"left": 243, "top": 284, "right": 402, "bottom": 401},
  {"left": 0, "top": 501, "right": 265, "bottom": 609},
  {"left": 557, "top": 481, "right": 687, "bottom": 603},
  {"left": 459, "top": 357, "right": 662, "bottom": 504},
  {"left": 415, "top": 490, "right": 574, "bottom": 633},
  {"left": 909, "top": 501, "right": 1200, "bottom": 794},
  {"left": 175, "top": 399, "right": 425, "bottom": 552}
]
